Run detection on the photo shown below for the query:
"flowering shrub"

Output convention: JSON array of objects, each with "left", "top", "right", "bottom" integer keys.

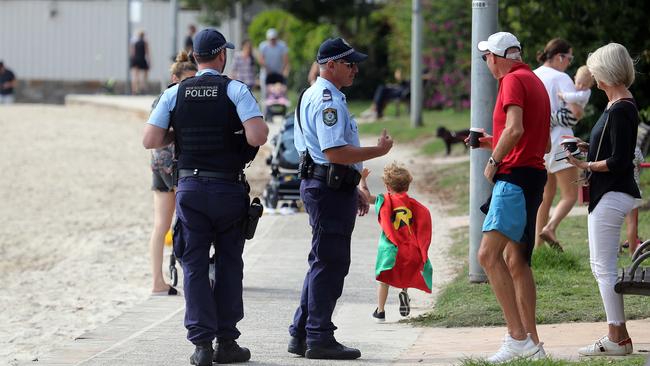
[{"left": 381, "top": 1, "right": 471, "bottom": 110}]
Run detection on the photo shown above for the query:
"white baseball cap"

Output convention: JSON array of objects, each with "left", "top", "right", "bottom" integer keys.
[
  {"left": 266, "top": 28, "right": 278, "bottom": 40},
  {"left": 477, "top": 32, "right": 521, "bottom": 57}
]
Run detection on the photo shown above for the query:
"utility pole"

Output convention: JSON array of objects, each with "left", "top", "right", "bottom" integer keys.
[
  {"left": 126, "top": 0, "right": 132, "bottom": 95},
  {"left": 171, "top": 0, "right": 178, "bottom": 60},
  {"left": 468, "top": 0, "right": 497, "bottom": 283},
  {"left": 410, "top": 0, "right": 423, "bottom": 128}
]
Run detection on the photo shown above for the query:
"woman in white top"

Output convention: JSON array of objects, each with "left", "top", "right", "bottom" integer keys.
[{"left": 534, "top": 38, "right": 584, "bottom": 251}]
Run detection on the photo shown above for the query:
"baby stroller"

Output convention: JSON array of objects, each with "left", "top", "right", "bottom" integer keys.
[
  {"left": 264, "top": 74, "right": 290, "bottom": 124},
  {"left": 263, "top": 114, "right": 301, "bottom": 210}
]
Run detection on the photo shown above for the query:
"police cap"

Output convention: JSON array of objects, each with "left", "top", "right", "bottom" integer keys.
[
  {"left": 316, "top": 38, "right": 368, "bottom": 64},
  {"left": 193, "top": 28, "right": 235, "bottom": 57}
]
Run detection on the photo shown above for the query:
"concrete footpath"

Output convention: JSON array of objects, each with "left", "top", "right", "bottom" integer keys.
[{"left": 32, "top": 96, "right": 650, "bottom": 365}]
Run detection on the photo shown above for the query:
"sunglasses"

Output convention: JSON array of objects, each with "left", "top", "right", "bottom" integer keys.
[
  {"left": 337, "top": 61, "right": 356, "bottom": 69},
  {"left": 481, "top": 53, "right": 490, "bottom": 62},
  {"left": 560, "top": 54, "right": 574, "bottom": 63}
]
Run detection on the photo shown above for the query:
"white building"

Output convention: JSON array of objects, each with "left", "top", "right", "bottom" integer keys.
[{"left": 0, "top": 0, "right": 240, "bottom": 101}]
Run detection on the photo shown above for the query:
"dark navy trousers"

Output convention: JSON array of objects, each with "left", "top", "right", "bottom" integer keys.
[
  {"left": 289, "top": 178, "right": 358, "bottom": 346},
  {"left": 174, "top": 176, "right": 248, "bottom": 345}
]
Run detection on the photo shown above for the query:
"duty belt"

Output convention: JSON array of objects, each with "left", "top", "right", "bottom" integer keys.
[
  {"left": 311, "top": 164, "right": 330, "bottom": 180},
  {"left": 178, "top": 169, "right": 245, "bottom": 183}
]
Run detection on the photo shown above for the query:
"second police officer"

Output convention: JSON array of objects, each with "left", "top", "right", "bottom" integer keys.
[
  {"left": 143, "top": 28, "right": 268, "bottom": 365},
  {"left": 288, "top": 38, "right": 394, "bottom": 360}
]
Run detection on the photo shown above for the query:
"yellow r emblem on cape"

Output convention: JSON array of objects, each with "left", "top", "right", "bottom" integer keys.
[
  {"left": 323, "top": 108, "right": 338, "bottom": 126},
  {"left": 392, "top": 207, "right": 413, "bottom": 231}
]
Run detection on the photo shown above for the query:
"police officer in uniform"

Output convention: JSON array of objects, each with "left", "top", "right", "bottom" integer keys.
[
  {"left": 288, "top": 38, "right": 394, "bottom": 360},
  {"left": 143, "top": 28, "right": 268, "bottom": 365}
]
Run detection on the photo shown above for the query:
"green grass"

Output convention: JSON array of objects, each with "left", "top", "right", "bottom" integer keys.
[
  {"left": 421, "top": 160, "right": 470, "bottom": 216},
  {"left": 356, "top": 107, "right": 471, "bottom": 156},
  {"left": 460, "top": 356, "right": 648, "bottom": 366}
]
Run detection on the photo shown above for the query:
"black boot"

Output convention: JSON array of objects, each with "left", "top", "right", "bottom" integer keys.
[
  {"left": 190, "top": 342, "right": 214, "bottom": 366},
  {"left": 305, "top": 341, "right": 361, "bottom": 360},
  {"left": 287, "top": 336, "right": 307, "bottom": 356},
  {"left": 213, "top": 339, "right": 251, "bottom": 364}
]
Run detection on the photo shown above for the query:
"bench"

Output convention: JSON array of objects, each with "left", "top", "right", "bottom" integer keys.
[{"left": 615, "top": 240, "right": 650, "bottom": 296}]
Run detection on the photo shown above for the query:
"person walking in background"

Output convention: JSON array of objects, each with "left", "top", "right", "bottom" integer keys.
[
  {"left": 475, "top": 32, "right": 549, "bottom": 362},
  {"left": 143, "top": 28, "right": 268, "bottom": 365},
  {"left": 184, "top": 24, "right": 197, "bottom": 54},
  {"left": 0, "top": 61, "right": 16, "bottom": 104},
  {"left": 534, "top": 38, "right": 583, "bottom": 252},
  {"left": 257, "top": 28, "right": 289, "bottom": 100},
  {"left": 358, "top": 164, "right": 432, "bottom": 323},
  {"left": 566, "top": 43, "right": 641, "bottom": 356},
  {"left": 148, "top": 50, "right": 197, "bottom": 296},
  {"left": 288, "top": 37, "right": 392, "bottom": 360},
  {"left": 230, "top": 39, "right": 257, "bottom": 89},
  {"left": 130, "top": 30, "right": 150, "bottom": 95}
]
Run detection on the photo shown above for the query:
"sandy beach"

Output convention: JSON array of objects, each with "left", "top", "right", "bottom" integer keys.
[{"left": 0, "top": 103, "right": 272, "bottom": 365}]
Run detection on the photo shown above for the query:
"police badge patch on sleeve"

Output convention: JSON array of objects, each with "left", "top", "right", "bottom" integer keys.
[{"left": 322, "top": 108, "right": 338, "bottom": 126}]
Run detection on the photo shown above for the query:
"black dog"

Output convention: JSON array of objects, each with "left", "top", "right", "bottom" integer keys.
[{"left": 436, "top": 127, "right": 471, "bottom": 155}]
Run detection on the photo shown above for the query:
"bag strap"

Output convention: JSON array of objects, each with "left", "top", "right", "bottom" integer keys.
[
  {"left": 594, "top": 99, "right": 638, "bottom": 160},
  {"left": 295, "top": 88, "right": 318, "bottom": 160},
  {"left": 295, "top": 88, "right": 307, "bottom": 136}
]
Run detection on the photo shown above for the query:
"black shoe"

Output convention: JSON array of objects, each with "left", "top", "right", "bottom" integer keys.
[
  {"left": 190, "top": 342, "right": 214, "bottom": 366},
  {"left": 213, "top": 339, "right": 251, "bottom": 364},
  {"left": 398, "top": 290, "right": 410, "bottom": 317},
  {"left": 372, "top": 308, "right": 385, "bottom": 323},
  {"left": 305, "top": 341, "right": 361, "bottom": 360},
  {"left": 287, "top": 336, "right": 307, "bottom": 356}
]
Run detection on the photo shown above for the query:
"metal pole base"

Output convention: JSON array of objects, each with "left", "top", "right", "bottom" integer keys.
[{"left": 469, "top": 273, "right": 488, "bottom": 283}]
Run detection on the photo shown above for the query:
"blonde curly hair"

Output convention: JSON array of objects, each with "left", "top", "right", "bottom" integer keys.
[{"left": 382, "top": 162, "right": 412, "bottom": 193}]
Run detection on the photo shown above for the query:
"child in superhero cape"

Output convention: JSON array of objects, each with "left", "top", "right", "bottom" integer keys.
[{"left": 359, "top": 162, "right": 433, "bottom": 322}]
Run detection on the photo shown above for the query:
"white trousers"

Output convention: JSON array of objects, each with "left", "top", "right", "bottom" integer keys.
[{"left": 587, "top": 191, "right": 635, "bottom": 325}]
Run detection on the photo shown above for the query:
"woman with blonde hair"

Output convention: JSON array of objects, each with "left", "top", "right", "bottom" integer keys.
[
  {"left": 567, "top": 43, "right": 641, "bottom": 356},
  {"left": 148, "top": 50, "right": 197, "bottom": 295}
]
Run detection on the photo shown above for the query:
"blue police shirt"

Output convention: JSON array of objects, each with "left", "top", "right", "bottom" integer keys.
[
  {"left": 147, "top": 69, "right": 262, "bottom": 129},
  {"left": 294, "top": 76, "right": 362, "bottom": 172}
]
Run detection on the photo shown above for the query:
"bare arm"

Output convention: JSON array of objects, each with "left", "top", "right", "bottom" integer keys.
[
  {"left": 359, "top": 168, "right": 376, "bottom": 202},
  {"left": 242, "top": 117, "right": 269, "bottom": 147},
  {"left": 282, "top": 53, "right": 290, "bottom": 77},
  {"left": 143, "top": 124, "right": 174, "bottom": 149},
  {"left": 491, "top": 105, "right": 524, "bottom": 162},
  {"left": 567, "top": 103, "right": 584, "bottom": 120},
  {"left": 324, "top": 129, "right": 393, "bottom": 165}
]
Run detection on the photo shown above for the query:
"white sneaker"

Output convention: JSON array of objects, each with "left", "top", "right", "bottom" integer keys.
[
  {"left": 578, "top": 336, "right": 633, "bottom": 356},
  {"left": 487, "top": 334, "right": 541, "bottom": 363},
  {"left": 530, "top": 342, "right": 547, "bottom": 360}
]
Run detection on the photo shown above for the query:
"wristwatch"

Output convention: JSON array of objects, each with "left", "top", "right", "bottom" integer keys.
[{"left": 488, "top": 156, "right": 501, "bottom": 167}]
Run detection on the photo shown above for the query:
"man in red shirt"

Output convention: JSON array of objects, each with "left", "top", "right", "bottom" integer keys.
[{"left": 474, "top": 32, "right": 550, "bottom": 363}]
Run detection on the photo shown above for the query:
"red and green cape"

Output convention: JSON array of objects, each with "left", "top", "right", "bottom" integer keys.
[{"left": 375, "top": 192, "right": 433, "bottom": 293}]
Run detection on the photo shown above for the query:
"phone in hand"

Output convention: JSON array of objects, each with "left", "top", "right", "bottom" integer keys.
[{"left": 554, "top": 149, "right": 582, "bottom": 162}]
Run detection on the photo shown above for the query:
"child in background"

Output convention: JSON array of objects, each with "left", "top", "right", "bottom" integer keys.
[
  {"left": 359, "top": 163, "right": 433, "bottom": 322},
  {"left": 558, "top": 65, "right": 594, "bottom": 108}
]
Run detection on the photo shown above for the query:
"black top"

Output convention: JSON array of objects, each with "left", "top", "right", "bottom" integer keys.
[
  {"left": 184, "top": 35, "right": 193, "bottom": 51},
  {"left": 0, "top": 68, "right": 15, "bottom": 95},
  {"left": 587, "top": 98, "right": 641, "bottom": 212}
]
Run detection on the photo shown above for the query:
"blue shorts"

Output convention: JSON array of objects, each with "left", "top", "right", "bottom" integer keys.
[{"left": 482, "top": 181, "right": 526, "bottom": 243}]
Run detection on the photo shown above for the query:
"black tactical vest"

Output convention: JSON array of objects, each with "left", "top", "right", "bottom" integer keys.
[{"left": 171, "top": 73, "right": 249, "bottom": 172}]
